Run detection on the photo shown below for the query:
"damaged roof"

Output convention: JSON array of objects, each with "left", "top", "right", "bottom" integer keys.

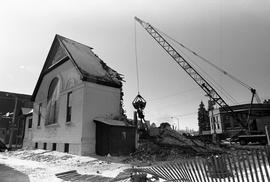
[
  {"left": 58, "top": 35, "right": 123, "bottom": 85},
  {"left": 32, "top": 34, "right": 124, "bottom": 100}
]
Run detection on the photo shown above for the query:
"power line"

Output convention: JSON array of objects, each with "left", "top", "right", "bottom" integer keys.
[
  {"left": 153, "top": 112, "right": 197, "bottom": 121},
  {"left": 148, "top": 87, "right": 199, "bottom": 102},
  {"left": 173, "top": 112, "right": 197, "bottom": 117},
  {"left": 149, "top": 94, "right": 203, "bottom": 110},
  {"left": 175, "top": 44, "right": 238, "bottom": 105},
  {"left": 154, "top": 28, "right": 239, "bottom": 104},
  {"left": 154, "top": 26, "right": 254, "bottom": 91}
]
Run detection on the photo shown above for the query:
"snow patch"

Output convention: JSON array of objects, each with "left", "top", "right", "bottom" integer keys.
[{"left": 0, "top": 149, "right": 131, "bottom": 181}]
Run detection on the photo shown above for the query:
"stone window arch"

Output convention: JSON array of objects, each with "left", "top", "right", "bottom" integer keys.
[{"left": 46, "top": 77, "right": 60, "bottom": 125}]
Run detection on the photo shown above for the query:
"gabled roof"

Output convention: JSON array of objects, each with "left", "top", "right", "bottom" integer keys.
[{"left": 32, "top": 34, "right": 124, "bottom": 101}]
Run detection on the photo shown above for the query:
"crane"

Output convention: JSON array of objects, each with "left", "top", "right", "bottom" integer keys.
[
  {"left": 154, "top": 28, "right": 261, "bottom": 104},
  {"left": 134, "top": 16, "right": 249, "bottom": 131},
  {"left": 156, "top": 30, "right": 262, "bottom": 131}
]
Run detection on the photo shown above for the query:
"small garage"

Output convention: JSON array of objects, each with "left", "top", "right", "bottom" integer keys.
[{"left": 94, "top": 118, "right": 136, "bottom": 156}]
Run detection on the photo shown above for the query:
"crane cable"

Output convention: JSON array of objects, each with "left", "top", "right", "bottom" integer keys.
[
  {"left": 134, "top": 20, "right": 140, "bottom": 94},
  {"left": 154, "top": 26, "right": 254, "bottom": 91},
  {"left": 176, "top": 44, "right": 238, "bottom": 105},
  {"left": 135, "top": 19, "right": 237, "bottom": 104}
]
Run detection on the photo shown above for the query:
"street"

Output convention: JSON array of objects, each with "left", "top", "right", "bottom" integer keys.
[{"left": 0, "top": 163, "right": 30, "bottom": 182}]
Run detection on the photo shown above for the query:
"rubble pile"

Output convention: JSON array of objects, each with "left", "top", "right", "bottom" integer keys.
[
  {"left": 127, "top": 128, "right": 223, "bottom": 163},
  {"left": 4, "top": 149, "right": 73, "bottom": 163}
]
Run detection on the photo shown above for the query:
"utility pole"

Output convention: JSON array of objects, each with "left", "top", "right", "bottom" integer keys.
[
  {"left": 8, "top": 97, "right": 18, "bottom": 149},
  {"left": 171, "top": 117, "right": 180, "bottom": 131},
  {"left": 208, "top": 99, "right": 217, "bottom": 144}
]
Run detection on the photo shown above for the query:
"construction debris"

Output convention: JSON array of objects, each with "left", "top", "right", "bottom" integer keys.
[
  {"left": 55, "top": 170, "right": 113, "bottom": 182},
  {"left": 126, "top": 127, "right": 224, "bottom": 164}
]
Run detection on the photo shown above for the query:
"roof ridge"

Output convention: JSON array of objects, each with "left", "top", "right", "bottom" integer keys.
[
  {"left": 32, "top": 34, "right": 124, "bottom": 101},
  {"left": 56, "top": 34, "right": 93, "bottom": 50},
  {"left": 56, "top": 34, "right": 123, "bottom": 84}
]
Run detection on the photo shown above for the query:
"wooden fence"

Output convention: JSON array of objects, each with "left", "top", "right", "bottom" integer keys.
[{"left": 113, "top": 146, "right": 270, "bottom": 182}]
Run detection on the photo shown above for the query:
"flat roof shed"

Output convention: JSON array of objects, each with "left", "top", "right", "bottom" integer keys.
[{"left": 94, "top": 118, "right": 136, "bottom": 156}]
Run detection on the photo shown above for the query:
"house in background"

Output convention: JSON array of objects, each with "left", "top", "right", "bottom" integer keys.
[
  {"left": 30, "top": 34, "right": 127, "bottom": 156},
  {"left": 22, "top": 109, "right": 33, "bottom": 148},
  {"left": 209, "top": 103, "right": 270, "bottom": 137},
  {"left": 0, "top": 91, "right": 33, "bottom": 147}
]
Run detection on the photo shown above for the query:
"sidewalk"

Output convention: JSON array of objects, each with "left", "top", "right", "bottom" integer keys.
[
  {"left": 0, "top": 149, "right": 130, "bottom": 182},
  {"left": 0, "top": 164, "right": 30, "bottom": 182}
]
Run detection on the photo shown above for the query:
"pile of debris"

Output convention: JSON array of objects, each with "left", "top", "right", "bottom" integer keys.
[{"left": 127, "top": 126, "right": 223, "bottom": 164}]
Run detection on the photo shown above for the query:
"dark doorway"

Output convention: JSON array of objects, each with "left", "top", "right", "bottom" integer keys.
[
  {"left": 95, "top": 119, "right": 136, "bottom": 156},
  {"left": 43, "top": 143, "right": 47, "bottom": 150},
  {"left": 64, "top": 143, "right": 69, "bottom": 153},
  {"left": 52, "top": 143, "right": 57, "bottom": 151}
]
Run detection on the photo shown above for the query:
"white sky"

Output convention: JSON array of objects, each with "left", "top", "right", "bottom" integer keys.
[{"left": 1, "top": 0, "right": 270, "bottom": 130}]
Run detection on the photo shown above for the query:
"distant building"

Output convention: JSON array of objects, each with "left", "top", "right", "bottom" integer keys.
[
  {"left": 209, "top": 103, "right": 270, "bottom": 137},
  {"left": 30, "top": 35, "right": 126, "bottom": 155},
  {"left": 22, "top": 109, "right": 33, "bottom": 148},
  {"left": 0, "top": 91, "right": 33, "bottom": 147}
]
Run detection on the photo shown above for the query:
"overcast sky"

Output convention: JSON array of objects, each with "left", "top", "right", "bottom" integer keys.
[{"left": 1, "top": 0, "right": 270, "bottom": 130}]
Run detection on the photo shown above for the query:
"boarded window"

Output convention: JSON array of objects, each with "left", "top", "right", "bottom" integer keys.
[
  {"left": 28, "top": 118, "right": 32, "bottom": 128},
  {"left": 46, "top": 78, "right": 60, "bottom": 125},
  {"left": 43, "top": 143, "right": 47, "bottom": 150},
  {"left": 66, "top": 92, "right": 72, "bottom": 122},
  {"left": 52, "top": 143, "right": 57, "bottom": 151},
  {"left": 64, "top": 143, "right": 69, "bottom": 153}
]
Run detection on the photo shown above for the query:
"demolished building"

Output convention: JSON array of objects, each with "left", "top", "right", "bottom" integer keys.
[{"left": 30, "top": 34, "right": 127, "bottom": 155}]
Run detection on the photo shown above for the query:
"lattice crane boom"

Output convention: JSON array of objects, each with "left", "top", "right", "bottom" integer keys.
[{"left": 134, "top": 16, "right": 248, "bottom": 130}]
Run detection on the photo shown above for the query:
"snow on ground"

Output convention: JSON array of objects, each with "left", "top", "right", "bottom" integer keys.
[{"left": 0, "top": 149, "right": 131, "bottom": 182}]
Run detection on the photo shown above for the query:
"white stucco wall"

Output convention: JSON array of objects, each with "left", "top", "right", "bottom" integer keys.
[
  {"left": 32, "top": 61, "right": 84, "bottom": 155},
  {"left": 31, "top": 59, "right": 122, "bottom": 156},
  {"left": 81, "top": 82, "right": 121, "bottom": 155}
]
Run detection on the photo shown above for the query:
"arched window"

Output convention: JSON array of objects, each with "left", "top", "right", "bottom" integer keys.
[{"left": 46, "top": 78, "right": 60, "bottom": 125}]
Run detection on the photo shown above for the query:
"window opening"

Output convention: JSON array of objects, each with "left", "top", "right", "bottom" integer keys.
[
  {"left": 64, "top": 143, "right": 69, "bottom": 153},
  {"left": 52, "top": 143, "right": 57, "bottom": 151},
  {"left": 28, "top": 118, "right": 32, "bottom": 128},
  {"left": 46, "top": 78, "right": 60, "bottom": 125},
  {"left": 216, "top": 116, "right": 220, "bottom": 129},
  {"left": 66, "top": 92, "right": 72, "bottom": 122},
  {"left": 38, "top": 103, "right": 42, "bottom": 126}
]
